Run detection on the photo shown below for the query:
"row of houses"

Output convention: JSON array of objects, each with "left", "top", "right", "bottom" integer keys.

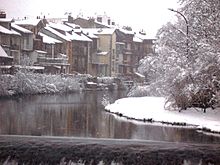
[{"left": 0, "top": 12, "right": 155, "bottom": 78}]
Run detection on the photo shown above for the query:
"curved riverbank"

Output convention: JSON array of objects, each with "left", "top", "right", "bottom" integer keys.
[{"left": 0, "top": 135, "right": 220, "bottom": 165}]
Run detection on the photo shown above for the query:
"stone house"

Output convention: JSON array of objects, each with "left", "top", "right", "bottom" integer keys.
[
  {"left": 11, "top": 23, "right": 34, "bottom": 65},
  {"left": 116, "top": 28, "right": 135, "bottom": 77},
  {"left": 83, "top": 28, "right": 117, "bottom": 77},
  {"left": 0, "top": 18, "right": 21, "bottom": 65}
]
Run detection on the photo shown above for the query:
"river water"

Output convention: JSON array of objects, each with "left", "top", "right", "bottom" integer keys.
[{"left": 0, "top": 91, "right": 220, "bottom": 143}]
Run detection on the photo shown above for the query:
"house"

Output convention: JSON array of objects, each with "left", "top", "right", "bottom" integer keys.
[
  {"left": 116, "top": 28, "right": 135, "bottom": 77},
  {"left": 37, "top": 32, "right": 69, "bottom": 74},
  {"left": 83, "top": 28, "right": 117, "bottom": 77},
  {"left": 63, "top": 22, "right": 93, "bottom": 74},
  {"left": 11, "top": 23, "right": 34, "bottom": 65},
  {"left": 0, "top": 18, "right": 21, "bottom": 65},
  {"left": 40, "top": 22, "right": 92, "bottom": 74},
  {"left": 15, "top": 18, "right": 47, "bottom": 50},
  {"left": 135, "top": 30, "right": 155, "bottom": 57},
  {"left": 132, "top": 34, "right": 144, "bottom": 71},
  {"left": 40, "top": 24, "right": 72, "bottom": 73}
]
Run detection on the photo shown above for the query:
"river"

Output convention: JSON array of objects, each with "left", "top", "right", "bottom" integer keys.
[
  {"left": 1, "top": 91, "right": 220, "bottom": 164},
  {"left": 0, "top": 90, "right": 220, "bottom": 143}
]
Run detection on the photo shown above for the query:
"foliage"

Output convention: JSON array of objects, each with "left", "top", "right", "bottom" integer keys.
[
  {"left": 138, "top": 0, "right": 220, "bottom": 111},
  {"left": 0, "top": 70, "right": 81, "bottom": 96}
]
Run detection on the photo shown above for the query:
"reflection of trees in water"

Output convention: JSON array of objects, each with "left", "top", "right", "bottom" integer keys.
[{"left": 1, "top": 91, "right": 220, "bottom": 143}]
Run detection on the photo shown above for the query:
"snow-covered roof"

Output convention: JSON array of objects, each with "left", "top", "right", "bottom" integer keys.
[
  {"left": 11, "top": 29, "right": 21, "bottom": 36},
  {"left": 11, "top": 23, "right": 33, "bottom": 34},
  {"left": 15, "top": 19, "right": 42, "bottom": 26},
  {"left": 65, "top": 22, "right": 81, "bottom": 29},
  {"left": 133, "top": 36, "right": 143, "bottom": 43},
  {"left": 0, "top": 18, "right": 13, "bottom": 22},
  {"left": 0, "top": 46, "right": 13, "bottom": 58},
  {"left": 35, "top": 50, "right": 47, "bottom": 54},
  {"left": 0, "top": 25, "right": 20, "bottom": 35},
  {"left": 48, "top": 22, "right": 73, "bottom": 32},
  {"left": 119, "top": 28, "right": 135, "bottom": 35},
  {"left": 82, "top": 29, "right": 99, "bottom": 39},
  {"left": 85, "top": 32, "right": 99, "bottom": 39},
  {"left": 66, "top": 31, "right": 92, "bottom": 42},
  {"left": 135, "top": 32, "right": 156, "bottom": 40},
  {"left": 39, "top": 32, "right": 62, "bottom": 44},
  {"left": 82, "top": 28, "right": 116, "bottom": 35},
  {"left": 44, "top": 26, "right": 71, "bottom": 41}
]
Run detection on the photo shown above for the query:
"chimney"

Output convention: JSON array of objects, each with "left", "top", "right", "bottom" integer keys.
[
  {"left": 68, "top": 15, "right": 73, "bottom": 23},
  {"left": 0, "top": 11, "right": 6, "bottom": 18}
]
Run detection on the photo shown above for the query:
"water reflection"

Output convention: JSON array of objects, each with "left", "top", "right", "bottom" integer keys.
[{"left": 0, "top": 91, "right": 220, "bottom": 143}]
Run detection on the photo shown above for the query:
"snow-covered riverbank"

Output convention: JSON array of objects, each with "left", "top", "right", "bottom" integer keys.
[
  {"left": 105, "top": 97, "right": 220, "bottom": 133},
  {"left": 0, "top": 71, "right": 125, "bottom": 97}
]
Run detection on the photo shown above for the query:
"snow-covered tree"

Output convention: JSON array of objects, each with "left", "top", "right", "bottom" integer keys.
[{"left": 138, "top": 0, "right": 220, "bottom": 111}]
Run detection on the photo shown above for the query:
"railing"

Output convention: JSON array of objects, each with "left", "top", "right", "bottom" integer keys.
[{"left": 37, "top": 57, "right": 68, "bottom": 65}]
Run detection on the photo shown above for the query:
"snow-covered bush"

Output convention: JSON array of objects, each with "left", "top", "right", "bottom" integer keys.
[
  {"left": 127, "top": 85, "right": 151, "bottom": 97},
  {"left": 0, "top": 71, "right": 82, "bottom": 96}
]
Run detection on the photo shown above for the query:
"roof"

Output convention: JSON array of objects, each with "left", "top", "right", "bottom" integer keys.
[
  {"left": 65, "top": 22, "right": 81, "bottom": 29},
  {"left": 82, "top": 29, "right": 99, "bottom": 39},
  {"left": 48, "top": 22, "right": 73, "bottom": 32},
  {"left": 66, "top": 31, "right": 92, "bottom": 42},
  {"left": 0, "top": 18, "right": 13, "bottom": 23},
  {"left": 11, "top": 23, "right": 33, "bottom": 34},
  {"left": 0, "top": 25, "right": 20, "bottom": 35},
  {"left": 133, "top": 36, "right": 143, "bottom": 43},
  {"left": 119, "top": 28, "right": 135, "bottom": 35},
  {"left": 38, "top": 32, "right": 62, "bottom": 44},
  {"left": 15, "top": 19, "right": 42, "bottom": 26},
  {"left": 82, "top": 28, "right": 116, "bottom": 35},
  {"left": 135, "top": 32, "right": 156, "bottom": 40},
  {"left": 44, "top": 26, "right": 71, "bottom": 41},
  {"left": 0, "top": 46, "right": 13, "bottom": 58}
]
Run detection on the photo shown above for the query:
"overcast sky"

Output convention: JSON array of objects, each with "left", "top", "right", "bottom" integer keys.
[{"left": 1, "top": 0, "right": 179, "bottom": 37}]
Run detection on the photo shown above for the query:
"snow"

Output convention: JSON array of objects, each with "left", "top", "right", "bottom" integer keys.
[
  {"left": 15, "top": 19, "right": 41, "bottom": 26},
  {"left": 44, "top": 26, "right": 71, "bottom": 41},
  {"left": 48, "top": 22, "right": 73, "bottom": 32},
  {"left": 105, "top": 96, "right": 220, "bottom": 132},
  {"left": 83, "top": 28, "right": 116, "bottom": 35},
  {"left": 11, "top": 29, "right": 21, "bottom": 36},
  {"left": 0, "top": 18, "right": 13, "bottom": 22},
  {"left": 11, "top": 23, "right": 33, "bottom": 34},
  {"left": 97, "top": 51, "right": 108, "bottom": 55},
  {"left": 134, "top": 72, "right": 145, "bottom": 78},
  {"left": 135, "top": 32, "right": 156, "bottom": 40},
  {"left": 35, "top": 50, "right": 47, "bottom": 54},
  {"left": 0, "top": 25, "right": 14, "bottom": 34},
  {"left": 119, "top": 28, "right": 135, "bottom": 35},
  {"left": 65, "top": 22, "right": 81, "bottom": 29},
  {"left": 0, "top": 46, "right": 13, "bottom": 58},
  {"left": 66, "top": 32, "right": 92, "bottom": 42},
  {"left": 39, "top": 32, "right": 62, "bottom": 44},
  {"left": 133, "top": 36, "right": 143, "bottom": 43}
]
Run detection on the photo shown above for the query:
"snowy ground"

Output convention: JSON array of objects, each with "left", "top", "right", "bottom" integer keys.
[{"left": 105, "top": 97, "right": 220, "bottom": 133}]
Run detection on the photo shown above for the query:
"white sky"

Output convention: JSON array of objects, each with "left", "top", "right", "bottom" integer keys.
[{"left": 0, "top": 0, "right": 179, "bottom": 37}]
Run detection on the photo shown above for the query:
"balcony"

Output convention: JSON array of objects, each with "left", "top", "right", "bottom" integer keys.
[
  {"left": 37, "top": 57, "right": 69, "bottom": 66},
  {"left": 11, "top": 44, "right": 20, "bottom": 50}
]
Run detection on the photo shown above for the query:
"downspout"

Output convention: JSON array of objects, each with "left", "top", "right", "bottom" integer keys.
[{"left": 109, "top": 35, "right": 112, "bottom": 77}]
